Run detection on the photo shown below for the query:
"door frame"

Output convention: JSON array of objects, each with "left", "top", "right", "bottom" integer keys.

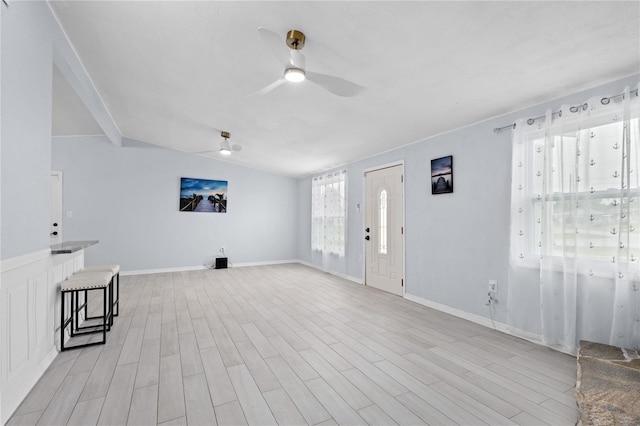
[
  {"left": 51, "top": 171, "right": 63, "bottom": 246},
  {"left": 362, "top": 160, "right": 406, "bottom": 297}
]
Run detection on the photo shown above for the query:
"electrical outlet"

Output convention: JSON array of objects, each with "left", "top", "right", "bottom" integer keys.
[{"left": 488, "top": 280, "right": 497, "bottom": 293}]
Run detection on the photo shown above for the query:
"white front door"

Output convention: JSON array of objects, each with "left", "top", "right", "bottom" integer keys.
[
  {"left": 364, "top": 164, "right": 404, "bottom": 296},
  {"left": 50, "top": 171, "right": 63, "bottom": 245}
]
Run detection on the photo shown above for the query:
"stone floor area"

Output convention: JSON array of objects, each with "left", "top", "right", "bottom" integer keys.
[{"left": 577, "top": 341, "right": 640, "bottom": 425}]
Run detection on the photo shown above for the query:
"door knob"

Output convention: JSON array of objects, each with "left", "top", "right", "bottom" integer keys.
[
  {"left": 365, "top": 227, "right": 370, "bottom": 233},
  {"left": 365, "top": 235, "right": 370, "bottom": 241},
  {"left": 53, "top": 222, "right": 58, "bottom": 227},
  {"left": 51, "top": 231, "right": 58, "bottom": 236}
]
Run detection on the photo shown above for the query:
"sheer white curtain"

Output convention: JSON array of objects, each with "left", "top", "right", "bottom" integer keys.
[
  {"left": 510, "top": 85, "right": 640, "bottom": 353},
  {"left": 311, "top": 171, "right": 346, "bottom": 270}
]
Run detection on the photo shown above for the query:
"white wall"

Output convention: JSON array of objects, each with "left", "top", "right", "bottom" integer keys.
[
  {"left": 298, "top": 73, "right": 640, "bottom": 345},
  {"left": 1, "top": 1, "right": 55, "bottom": 260},
  {"left": 52, "top": 137, "right": 299, "bottom": 271}
]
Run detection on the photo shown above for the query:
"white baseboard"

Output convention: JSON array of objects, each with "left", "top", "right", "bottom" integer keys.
[
  {"left": 232, "top": 259, "right": 299, "bottom": 268},
  {"left": 121, "top": 265, "right": 208, "bottom": 276},
  {"left": 295, "top": 260, "right": 364, "bottom": 285},
  {"left": 403, "top": 293, "right": 548, "bottom": 350},
  {"left": 342, "top": 274, "right": 363, "bottom": 285},
  {"left": 121, "top": 259, "right": 300, "bottom": 276}
]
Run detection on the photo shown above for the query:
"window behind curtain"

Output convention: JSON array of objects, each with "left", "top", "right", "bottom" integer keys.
[
  {"left": 511, "top": 96, "right": 640, "bottom": 272},
  {"left": 311, "top": 171, "right": 346, "bottom": 255},
  {"left": 527, "top": 121, "right": 640, "bottom": 262}
]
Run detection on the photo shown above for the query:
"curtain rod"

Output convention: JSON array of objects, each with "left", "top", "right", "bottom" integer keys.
[{"left": 493, "top": 87, "right": 639, "bottom": 134}]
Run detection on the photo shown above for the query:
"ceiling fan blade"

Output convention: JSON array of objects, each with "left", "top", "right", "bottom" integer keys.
[
  {"left": 246, "top": 78, "right": 286, "bottom": 97},
  {"left": 257, "top": 27, "right": 291, "bottom": 68},
  {"left": 306, "top": 71, "right": 366, "bottom": 97},
  {"left": 193, "top": 150, "right": 216, "bottom": 154}
]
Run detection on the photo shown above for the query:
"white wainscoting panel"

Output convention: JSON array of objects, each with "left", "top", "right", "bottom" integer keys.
[
  {"left": 8, "top": 284, "right": 29, "bottom": 375},
  {"left": 0, "top": 249, "right": 84, "bottom": 425}
]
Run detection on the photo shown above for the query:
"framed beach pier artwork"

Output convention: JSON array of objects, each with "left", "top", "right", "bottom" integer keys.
[
  {"left": 179, "top": 177, "right": 228, "bottom": 212},
  {"left": 431, "top": 156, "right": 453, "bottom": 194}
]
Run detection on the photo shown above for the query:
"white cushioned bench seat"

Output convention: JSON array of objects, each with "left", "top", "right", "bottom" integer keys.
[
  {"left": 78, "top": 264, "right": 120, "bottom": 318},
  {"left": 61, "top": 271, "right": 112, "bottom": 291},
  {"left": 82, "top": 264, "right": 120, "bottom": 275}
]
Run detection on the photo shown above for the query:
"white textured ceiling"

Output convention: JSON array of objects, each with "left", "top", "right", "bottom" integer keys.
[{"left": 50, "top": 1, "right": 640, "bottom": 178}]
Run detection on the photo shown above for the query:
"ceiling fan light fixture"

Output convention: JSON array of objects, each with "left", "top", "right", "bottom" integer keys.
[
  {"left": 284, "top": 67, "right": 305, "bottom": 83},
  {"left": 219, "top": 131, "right": 232, "bottom": 155}
]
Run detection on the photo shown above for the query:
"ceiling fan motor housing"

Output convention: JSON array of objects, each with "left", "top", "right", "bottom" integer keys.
[{"left": 286, "top": 29, "right": 305, "bottom": 50}]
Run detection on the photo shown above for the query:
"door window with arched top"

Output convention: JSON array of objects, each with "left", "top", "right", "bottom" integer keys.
[{"left": 379, "top": 189, "right": 387, "bottom": 254}]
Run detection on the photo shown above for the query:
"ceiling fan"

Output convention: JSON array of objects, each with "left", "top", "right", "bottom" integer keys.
[
  {"left": 252, "top": 27, "right": 366, "bottom": 97},
  {"left": 194, "top": 131, "right": 242, "bottom": 156}
]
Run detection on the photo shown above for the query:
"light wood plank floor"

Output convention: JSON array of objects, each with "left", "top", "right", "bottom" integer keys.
[{"left": 8, "top": 264, "right": 578, "bottom": 425}]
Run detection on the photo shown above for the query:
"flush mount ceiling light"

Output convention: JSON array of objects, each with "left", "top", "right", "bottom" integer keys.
[
  {"left": 219, "top": 131, "right": 231, "bottom": 156},
  {"left": 284, "top": 67, "right": 305, "bottom": 82}
]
